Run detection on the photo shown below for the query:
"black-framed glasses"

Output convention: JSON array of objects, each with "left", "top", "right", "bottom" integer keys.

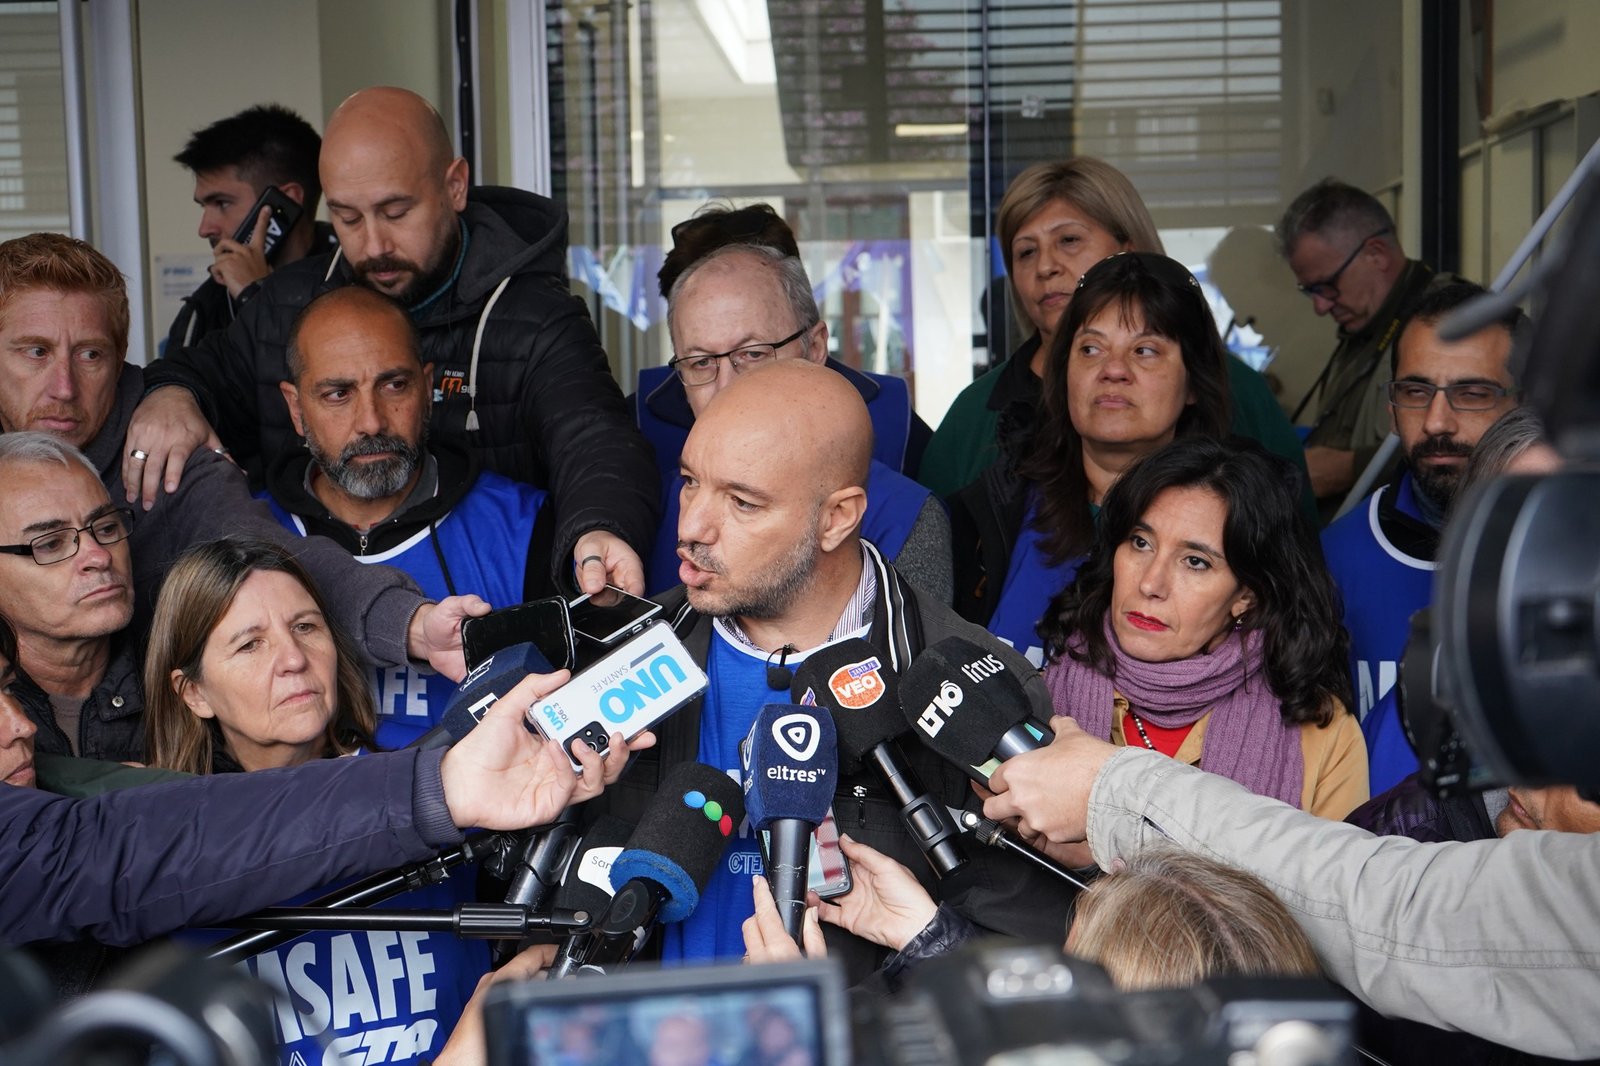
[
  {"left": 0, "top": 508, "right": 134, "bottom": 566},
  {"left": 1296, "top": 227, "right": 1393, "bottom": 301},
  {"left": 668, "top": 326, "right": 809, "bottom": 387},
  {"left": 1386, "top": 380, "right": 1516, "bottom": 412}
]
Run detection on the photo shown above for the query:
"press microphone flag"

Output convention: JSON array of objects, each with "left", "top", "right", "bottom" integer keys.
[
  {"left": 899, "top": 636, "right": 1050, "bottom": 783},
  {"left": 743, "top": 703, "right": 837, "bottom": 942},
  {"left": 791, "top": 640, "right": 967, "bottom": 878},
  {"left": 409, "top": 642, "right": 554, "bottom": 750}
]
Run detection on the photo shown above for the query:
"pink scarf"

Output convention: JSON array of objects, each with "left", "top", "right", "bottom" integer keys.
[{"left": 1044, "top": 617, "right": 1305, "bottom": 807}]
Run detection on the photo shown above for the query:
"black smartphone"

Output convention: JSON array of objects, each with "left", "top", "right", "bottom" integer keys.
[
  {"left": 231, "top": 185, "right": 303, "bottom": 265},
  {"left": 758, "top": 809, "right": 853, "bottom": 900},
  {"left": 461, "top": 596, "right": 574, "bottom": 672},
  {"left": 567, "top": 586, "right": 663, "bottom": 647}
]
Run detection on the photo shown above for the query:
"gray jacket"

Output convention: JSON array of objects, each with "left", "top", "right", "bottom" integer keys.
[
  {"left": 1086, "top": 748, "right": 1600, "bottom": 1059},
  {"left": 88, "top": 364, "right": 425, "bottom": 667}
]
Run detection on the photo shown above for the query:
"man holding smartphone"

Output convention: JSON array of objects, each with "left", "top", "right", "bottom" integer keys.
[{"left": 167, "top": 104, "right": 336, "bottom": 352}]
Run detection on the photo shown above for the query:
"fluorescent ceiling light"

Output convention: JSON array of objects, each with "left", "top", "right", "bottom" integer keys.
[{"left": 894, "top": 123, "right": 969, "bottom": 138}]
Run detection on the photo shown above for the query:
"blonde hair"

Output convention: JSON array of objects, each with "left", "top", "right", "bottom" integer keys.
[
  {"left": 144, "top": 538, "right": 376, "bottom": 774},
  {"left": 0, "top": 232, "right": 130, "bottom": 357},
  {"left": 995, "top": 158, "right": 1164, "bottom": 336},
  {"left": 1067, "top": 849, "right": 1321, "bottom": 991}
]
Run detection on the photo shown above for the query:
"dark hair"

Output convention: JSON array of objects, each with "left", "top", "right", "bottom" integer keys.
[
  {"left": 174, "top": 104, "right": 322, "bottom": 207},
  {"left": 1039, "top": 437, "right": 1351, "bottom": 726},
  {"left": 1392, "top": 279, "right": 1529, "bottom": 378},
  {"left": 658, "top": 202, "right": 799, "bottom": 299},
  {"left": 1019, "top": 252, "right": 1233, "bottom": 565},
  {"left": 1275, "top": 178, "right": 1397, "bottom": 259},
  {"left": 0, "top": 613, "right": 15, "bottom": 671},
  {"left": 287, "top": 286, "right": 421, "bottom": 382}
]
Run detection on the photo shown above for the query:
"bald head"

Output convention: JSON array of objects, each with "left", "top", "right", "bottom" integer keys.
[
  {"left": 287, "top": 286, "right": 420, "bottom": 383},
  {"left": 677, "top": 360, "right": 871, "bottom": 627},
  {"left": 320, "top": 88, "right": 467, "bottom": 304}
]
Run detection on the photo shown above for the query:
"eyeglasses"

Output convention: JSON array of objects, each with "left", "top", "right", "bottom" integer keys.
[
  {"left": 668, "top": 327, "right": 809, "bottom": 387},
  {"left": 0, "top": 508, "right": 134, "bottom": 566},
  {"left": 1296, "top": 227, "right": 1393, "bottom": 301},
  {"left": 1386, "top": 380, "right": 1515, "bottom": 412}
]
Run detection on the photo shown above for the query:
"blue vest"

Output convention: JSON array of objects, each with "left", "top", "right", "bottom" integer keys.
[
  {"left": 1321, "top": 476, "right": 1436, "bottom": 793},
  {"left": 266, "top": 474, "right": 545, "bottom": 750},
  {"left": 634, "top": 360, "right": 914, "bottom": 482},
  {"left": 987, "top": 506, "right": 1085, "bottom": 669},
  {"left": 644, "top": 461, "right": 930, "bottom": 596}
]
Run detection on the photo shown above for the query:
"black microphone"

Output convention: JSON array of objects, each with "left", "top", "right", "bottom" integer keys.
[
  {"left": 899, "top": 637, "right": 1051, "bottom": 783},
  {"left": 742, "top": 703, "right": 837, "bottom": 944},
  {"left": 409, "top": 642, "right": 554, "bottom": 750},
  {"left": 949, "top": 807, "right": 1089, "bottom": 891},
  {"left": 553, "top": 762, "right": 744, "bottom": 977},
  {"left": 791, "top": 640, "right": 968, "bottom": 879},
  {"left": 546, "top": 815, "right": 636, "bottom": 978}
]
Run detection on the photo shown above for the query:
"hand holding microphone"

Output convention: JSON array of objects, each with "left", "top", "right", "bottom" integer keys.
[
  {"left": 983, "top": 716, "right": 1120, "bottom": 849},
  {"left": 742, "top": 703, "right": 837, "bottom": 945},
  {"left": 897, "top": 637, "right": 1053, "bottom": 782}
]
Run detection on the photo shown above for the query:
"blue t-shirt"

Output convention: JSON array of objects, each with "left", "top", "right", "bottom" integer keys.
[{"left": 1321, "top": 476, "right": 1437, "bottom": 793}]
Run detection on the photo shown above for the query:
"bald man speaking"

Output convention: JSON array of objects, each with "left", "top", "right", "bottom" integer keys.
[
  {"left": 131, "top": 87, "right": 656, "bottom": 597},
  {"left": 591, "top": 359, "right": 1071, "bottom": 981}
]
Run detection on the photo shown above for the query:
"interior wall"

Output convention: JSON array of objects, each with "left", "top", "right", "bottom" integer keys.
[
  {"left": 316, "top": 0, "right": 454, "bottom": 137},
  {"left": 1486, "top": 0, "right": 1600, "bottom": 119},
  {"left": 136, "top": 0, "right": 325, "bottom": 360}
]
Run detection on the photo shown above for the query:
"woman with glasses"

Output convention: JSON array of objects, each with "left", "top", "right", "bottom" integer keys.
[{"left": 952, "top": 252, "right": 1241, "bottom": 667}]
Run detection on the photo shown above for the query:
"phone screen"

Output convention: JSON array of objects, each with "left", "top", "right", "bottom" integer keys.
[
  {"left": 567, "top": 587, "right": 662, "bottom": 645},
  {"left": 760, "top": 809, "right": 851, "bottom": 900},
  {"left": 462, "top": 597, "right": 574, "bottom": 671}
]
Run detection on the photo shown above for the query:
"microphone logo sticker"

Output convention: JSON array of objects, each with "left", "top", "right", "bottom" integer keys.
[
  {"left": 772, "top": 712, "right": 822, "bottom": 761},
  {"left": 576, "top": 846, "right": 622, "bottom": 894},
  {"left": 828, "top": 656, "right": 885, "bottom": 709},
  {"left": 915, "top": 680, "right": 964, "bottom": 737}
]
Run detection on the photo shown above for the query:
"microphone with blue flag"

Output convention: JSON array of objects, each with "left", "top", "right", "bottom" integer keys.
[
  {"left": 409, "top": 642, "right": 554, "bottom": 750},
  {"left": 742, "top": 703, "right": 838, "bottom": 946}
]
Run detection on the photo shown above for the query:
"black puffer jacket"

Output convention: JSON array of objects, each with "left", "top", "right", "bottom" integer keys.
[{"left": 147, "top": 186, "right": 658, "bottom": 593}]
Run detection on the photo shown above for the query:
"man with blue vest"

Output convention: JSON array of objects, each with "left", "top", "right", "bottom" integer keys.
[
  {"left": 1321, "top": 281, "right": 1521, "bottom": 793},
  {"left": 594, "top": 359, "right": 1070, "bottom": 982},
  {"left": 266, "top": 286, "right": 552, "bottom": 748},
  {"left": 640, "top": 242, "right": 952, "bottom": 604}
]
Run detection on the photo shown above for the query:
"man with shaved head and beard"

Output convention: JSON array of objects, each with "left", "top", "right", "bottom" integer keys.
[
  {"left": 591, "top": 359, "right": 1071, "bottom": 981},
  {"left": 130, "top": 86, "right": 656, "bottom": 599}
]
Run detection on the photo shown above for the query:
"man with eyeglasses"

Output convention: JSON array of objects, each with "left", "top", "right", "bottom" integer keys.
[
  {"left": 0, "top": 432, "right": 143, "bottom": 760},
  {"left": 637, "top": 241, "right": 952, "bottom": 603},
  {"left": 1321, "top": 281, "right": 1521, "bottom": 793},
  {"left": 1278, "top": 178, "right": 1465, "bottom": 521}
]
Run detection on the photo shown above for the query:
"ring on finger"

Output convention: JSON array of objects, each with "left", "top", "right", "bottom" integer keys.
[
  {"left": 579, "top": 554, "right": 604, "bottom": 568},
  {"left": 130, "top": 449, "right": 149, "bottom": 462}
]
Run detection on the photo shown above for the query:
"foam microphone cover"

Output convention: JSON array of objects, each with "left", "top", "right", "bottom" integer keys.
[
  {"left": 899, "top": 636, "right": 1033, "bottom": 769},
  {"left": 743, "top": 703, "right": 838, "bottom": 830},
  {"left": 552, "top": 815, "right": 635, "bottom": 918},
  {"left": 440, "top": 641, "right": 554, "bottom": 741},
  {"left": 608, "top": 762, "right": 745, "bottom": 923},
  {"left": 790, "top": 639, "right": 901, "bottom": 774}
]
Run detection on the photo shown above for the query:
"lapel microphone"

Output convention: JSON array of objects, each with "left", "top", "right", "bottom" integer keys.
[{"left": 765, "top": 644, "right": 798, "bottom": 691}]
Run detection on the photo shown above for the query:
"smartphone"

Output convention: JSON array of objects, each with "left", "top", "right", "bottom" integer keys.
[
  {"left": 760, "top": 808, "right": 853, "bottom": 901},
  {"left": 231, "top": 185, "right": 303, "bottom": 265},
  {"left": 568, "top": 586, "right": 663, "bottom": 648},
  {"left": 526, "top": 620, "right": 706, "bottom": 771},
  {"left": 462, "top": 596, "right": 575, "bottom": 672}
]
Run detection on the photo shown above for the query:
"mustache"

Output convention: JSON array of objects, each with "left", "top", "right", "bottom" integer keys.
[
  {"left": 676, "top": 542, "right": 722, "bottom": 574},
  {"left": 354, "top": 254, "right": 421, "bottom": 278},
  {"left": 1412, "top": 434, "right": 1473, "bottom": 460},
  {"left": 339, "top": 433, "right": 417, "bottom": 463}
]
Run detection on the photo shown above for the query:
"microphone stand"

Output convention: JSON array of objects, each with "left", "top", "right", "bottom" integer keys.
[{"left": 206, "top": 830, "right": 589, "bottom": 963}]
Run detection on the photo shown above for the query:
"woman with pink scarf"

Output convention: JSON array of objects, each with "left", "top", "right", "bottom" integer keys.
[{"left": 1041, "top": 436, "right": 1367, "bottom": 818}]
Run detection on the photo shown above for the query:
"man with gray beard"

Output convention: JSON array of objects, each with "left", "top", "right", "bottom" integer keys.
[
  {"left": 586, "top": 359, "right": 1071, "bottom": 981},
  {"left": 264, "top": 286, "right": 555, "bottom": 747}
]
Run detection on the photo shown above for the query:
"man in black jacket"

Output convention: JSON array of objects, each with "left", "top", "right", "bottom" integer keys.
[
  {"left": 595, "top": 359, "right": 1072, "bottom": 983},
  {"left": 130, "top": 87, "right": 657, "bottom": 598}
]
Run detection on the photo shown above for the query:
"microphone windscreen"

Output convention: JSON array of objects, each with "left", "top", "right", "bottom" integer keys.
[
  {"left": 440, "top": 642, "right": 554, "bottom": 741},
  {"left": 609, "top": 762, "right": 745, "bottom": 923},
  {"left": 552, "top": 815, "right": 635, "bottom": 918},
  {"left": 899, "top": 636, "right": 1035, "bottom": 770},
  {"left": 790, "top": 638, "right": 901, "bottom": 772},
  {"left": 742, "top": 703, "right": 838, "bottom": 830}
]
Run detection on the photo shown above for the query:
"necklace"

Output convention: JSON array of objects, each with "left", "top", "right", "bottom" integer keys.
[{"left": 1128, "top": 710, "right": 1159, "bottom": 752}]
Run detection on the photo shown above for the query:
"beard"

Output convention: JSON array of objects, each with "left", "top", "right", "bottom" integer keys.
[
  {"left": 308, "top": 431, "right": 424, "bottom": 501},
  {"left": 681, "top": 518, "right": 820, "bottom": 621},
  {"left": 1407, "top": 432, "right": 1474, "bottom": 509},
  {"left": 353, "top": 221, "right": 462, "bottom": 306}
]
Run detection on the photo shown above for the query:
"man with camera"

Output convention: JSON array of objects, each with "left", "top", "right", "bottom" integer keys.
[
  {"left": 264, "top": 286, "right": 554, "bottom": 747},
  {"left": 982, "top": 715, "right": 1600, "bottom": 1059}
]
